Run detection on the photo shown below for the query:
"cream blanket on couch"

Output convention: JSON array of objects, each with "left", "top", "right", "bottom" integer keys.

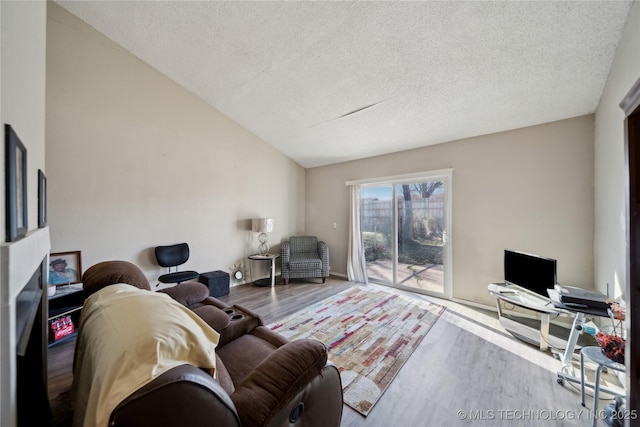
[{"left": 71, "top": 284, "right": 220, "bottom": 427}]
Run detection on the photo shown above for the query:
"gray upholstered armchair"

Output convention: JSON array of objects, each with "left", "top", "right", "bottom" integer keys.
[{"left": 281, "top": 236, "right": 330, "bottom": 285}]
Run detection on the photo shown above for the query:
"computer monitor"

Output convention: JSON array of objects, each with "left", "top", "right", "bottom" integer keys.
[{"left": 504, "top": 249, "right": 557, "bottom": 297}]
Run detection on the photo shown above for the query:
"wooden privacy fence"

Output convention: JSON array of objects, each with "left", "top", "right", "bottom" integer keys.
[{"left": 361, "top": 194, "right": 444, "bottom": 234}]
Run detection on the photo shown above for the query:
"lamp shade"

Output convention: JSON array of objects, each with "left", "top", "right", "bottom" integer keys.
[{"left": 252, "top": 218, "right": 274, "bottom": 233}]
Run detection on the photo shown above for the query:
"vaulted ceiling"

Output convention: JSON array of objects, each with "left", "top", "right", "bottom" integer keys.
[{"left": 55, "top": 1, "right": 633, "bottom": 168}]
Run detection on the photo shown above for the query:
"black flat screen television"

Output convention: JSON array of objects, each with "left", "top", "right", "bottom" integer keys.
[{"left": 504, "top": 249, "right": 557, "bottom": 297}]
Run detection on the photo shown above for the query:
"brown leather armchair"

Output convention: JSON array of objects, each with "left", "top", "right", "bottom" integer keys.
[{"left": 79, "top": 261, "right": 344, "bottom": 427}]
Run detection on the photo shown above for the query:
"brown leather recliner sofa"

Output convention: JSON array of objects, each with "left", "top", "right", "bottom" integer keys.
[{"left": 77, "top": 260, "right": 343, "bottom": 427}]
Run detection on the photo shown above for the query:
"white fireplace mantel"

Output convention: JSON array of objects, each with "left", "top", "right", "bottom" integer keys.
[{"left": 0, "top": 227, "right": 51, "bottom": 427}]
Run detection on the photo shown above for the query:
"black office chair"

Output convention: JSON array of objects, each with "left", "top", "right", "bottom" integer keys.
[{"left": 154, "top": 243, "right": 199, "bottom": 286}]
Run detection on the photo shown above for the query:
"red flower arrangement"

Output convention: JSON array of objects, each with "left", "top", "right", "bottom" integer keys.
[
  {"left": 594, "top": 332, "right": 625, "bottom": 364},
  {"left": 594, "top": 299, "right": 626, "bottom": 364}
]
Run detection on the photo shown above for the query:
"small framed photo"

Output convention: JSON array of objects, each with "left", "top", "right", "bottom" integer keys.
[
  {"left": 38, "top": 169, "right": 47, "bottom": 228},
  {"left": 49, "top": 251, "right": 82, "bottom": 285},
  {"left": 5, "top": 124, "right": 28, "bottom": 242}
]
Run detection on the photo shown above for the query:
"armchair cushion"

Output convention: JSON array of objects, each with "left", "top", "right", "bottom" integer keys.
[
  {"left": 288, "top": 252, "right": 322, "bottom": 271},
  {"left": 289, "top": 236, "right": 320, "bottom": 253}
]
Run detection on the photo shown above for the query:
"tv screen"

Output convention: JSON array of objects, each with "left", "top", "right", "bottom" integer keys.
[{"left": 504, "top": 249, "right": 557, "bottom": 297}]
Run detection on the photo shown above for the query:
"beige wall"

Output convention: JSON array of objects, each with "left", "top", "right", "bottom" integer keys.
[
  {"left": 46, "top": 3, "right": 305, "bottom": 284},
  {"left": 594, "top": 1, "right": 640, "bottom": 301},
  {"left": 1, "top": 1, "right": 47, "bottom": 240},
  {"left": 0, "top": 2, "right": 48, "bottom": 426},
  {"left": 307, "top": 116, "right": 595, "bottom": 306}
]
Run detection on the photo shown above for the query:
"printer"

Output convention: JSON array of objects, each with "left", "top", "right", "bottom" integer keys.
[{"left": 552, "top": 284, "right": 610, "bottom": 311}]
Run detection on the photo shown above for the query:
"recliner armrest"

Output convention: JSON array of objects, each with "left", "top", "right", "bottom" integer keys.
[
  {"left": 190, "top": 305, "right": 231, "bottom": 332},
  {"left": 158, "top": 281, "right": 209, "bottom": 306},
  {"left": 199, "top": 295, "right": 232, "bottom": 310},
  {"left": 216, "top": 304, "right": 264, "bottom": 348},
  {"left": 109, "top": 364, "right": 241, "bottom": 427},
  {"left": 230, "top": 339, "right": 328, "bottom": 427}
]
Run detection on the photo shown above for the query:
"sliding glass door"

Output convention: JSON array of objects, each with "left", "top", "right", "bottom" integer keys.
[
  {"left": 360, "top": 171, "right": 451, "bottom": 299},
  {"left": 361, "top": 185, "right": 394, "bottom": 283}
]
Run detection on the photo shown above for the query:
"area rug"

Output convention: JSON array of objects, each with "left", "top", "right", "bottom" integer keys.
[{"left": 269, "top": 285, "right": 445, "bottom": 416}]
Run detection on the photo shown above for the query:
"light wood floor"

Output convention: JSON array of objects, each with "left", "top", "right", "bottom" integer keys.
[{"left": 48, "top": 277, "right": 621, "bottom": 426}]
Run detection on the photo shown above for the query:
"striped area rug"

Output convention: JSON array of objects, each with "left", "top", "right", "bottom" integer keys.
[{"left": 269, "top": 285, "right": 445, "bottom": 416}]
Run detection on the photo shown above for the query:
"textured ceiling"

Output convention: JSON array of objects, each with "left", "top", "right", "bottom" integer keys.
[{"left": 55, "top": 1, "right": 633, "bottom": 168}]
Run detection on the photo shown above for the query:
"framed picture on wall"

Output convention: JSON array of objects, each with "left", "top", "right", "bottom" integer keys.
[
  {"left": 49, "top": 251, "right": 82, "bottom": 285},
  {"left": 5, "top": 124, "right": 28, "bottom": 242},
  {"left": 38, "top": 169, "right": 47, "bottom": 228}
]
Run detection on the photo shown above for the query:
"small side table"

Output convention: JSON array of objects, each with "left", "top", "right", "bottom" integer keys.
[
  {"left": 248, "top": 254, "right": 280, "bottom": 287},
  {"left": 580, "top": 346, "right": 626, "bottom": 426},
  {"left": 48, "top": 283, "right": 84, "bottom": 346}
]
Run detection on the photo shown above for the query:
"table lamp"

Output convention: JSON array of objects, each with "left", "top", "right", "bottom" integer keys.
[{"left": 252, "top": 218, "right": 274, "bottom": 255}]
